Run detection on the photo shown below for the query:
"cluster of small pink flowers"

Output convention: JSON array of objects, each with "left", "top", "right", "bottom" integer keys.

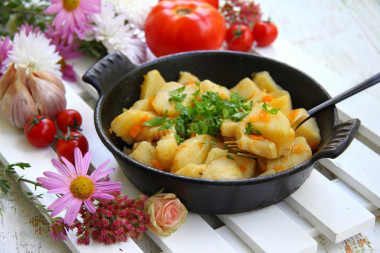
[
  {"left": 221, "top": 0, "right": 263, "bottom": 29},
  {"left": 71, "top": 191, "right": 150, "bottom": 245},
  {"left": 50, "top": 218, "right": 69, "bottom": 243}
]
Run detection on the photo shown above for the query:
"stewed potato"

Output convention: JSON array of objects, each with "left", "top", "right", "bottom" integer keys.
[{"left": 111, "top": 69, "right": 321, "bottom": 180}]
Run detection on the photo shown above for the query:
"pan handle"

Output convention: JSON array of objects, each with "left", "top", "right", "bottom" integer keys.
[
  {"left": 313, "top": 118, "right": 360, "bottom": 160},
  {"left": 82, "top": 51, "right": 136, "bottom": 97}
]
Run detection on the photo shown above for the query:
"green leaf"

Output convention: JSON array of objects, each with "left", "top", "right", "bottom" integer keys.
[
  {"left": 226, "top": 154, "right": 235, "bottom": 160},
  {"left": 143, "top": 111, "right": 168, "bottom": 127},
  {"left": 0, "top": 179, "right": 10, "bottom": 194},
  {"left": 262, "top": 102, "right": 280, "bottom": 114}
]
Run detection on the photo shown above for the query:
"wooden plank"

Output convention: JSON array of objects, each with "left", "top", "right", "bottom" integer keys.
[
  {"left": 319, "top": 138, "right": 380, "bottom": 208},
  {"left": 147, "top": 214, "right": 236, "bottom": 253},
  {"left": 216, "top": 226, "right": 254, "bottom": 253},
  {"left": 285, "top": 169, "right": 375, "bottom": 243},
  {"left": 218, "top": 205, "right": 317, "bottom": 253}
]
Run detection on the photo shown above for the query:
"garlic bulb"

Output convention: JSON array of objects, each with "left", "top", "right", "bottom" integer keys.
[
  {"left": 0, "top": 66, "right": 67, "bottom": 129},
  {"left": 28, "top": 70, "right": 66, "bottom": 119},
  {"left": 0, "top": 64, "right": 16, "bottom": 99},
  {"left": 1, "top": 66, "right": 39, "bottom": 128}
]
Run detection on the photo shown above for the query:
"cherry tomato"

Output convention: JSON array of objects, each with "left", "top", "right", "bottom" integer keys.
[
  {"left": 253, "top": 20, "right": 278, "bottom": 47},
  {"left": 56, "top": 109, "right": 82, "bottom": 133},
  {"left": 145, "top": 0, "right": 226, "bottom": 57},
  {"left": 159, "top": 0, "right": 219, "bottom": 9},
  {"left": 226, "top": 24, "right": 254, "bottom": 52},
  {"left": 24, "top": 115, "right": 57, "bottom": 148},
  {"left": 56, "top": 131, "right": 89, "bottom": 164}
]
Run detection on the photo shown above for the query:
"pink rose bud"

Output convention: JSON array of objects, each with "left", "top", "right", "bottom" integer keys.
[{"left": 144, "top": 192, "right": 188, "bottom": 236}]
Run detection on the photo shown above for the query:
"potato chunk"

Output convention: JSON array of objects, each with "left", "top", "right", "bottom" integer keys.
[
  {"left": 230, "top": 77, "right": 261, "bottom": 100},
  {"left": 289, "top": 108, "right": 321, "bottom": 151},
  {"left": 155, "top": 133, "right": 178, "bottom": 171},
  {"left": 252, "top": 71, "right": 282, "bottom": 92},
  {"left": 178, "top": 71, "right": 200, "bottom": 85},
  {"left": 202, "top": 157, "right": 244, "bottom": 180},
  {"left": 129, "top": 141, "right": 156, "bottom": 167},
  {"left": 268, "top": 90, "right": 292, "bottom": 118},
  {"left": 235, "top": 124, "right": 277, "bottom": 159},
  {"left": 170, "top": 134, "right": 215, "bottom": 173},
  {"left": 257, "top": 136, "right": 312, "bottom": 173},
  {"left": 247, "top": 102, "right": 291, "bottom": 145},
  {"left": 200, "top": 80, "right": 231, "bottom": 99},
  {"left": 152, "top": 81, "right": 198, "bottom": 117},
  {"left": 140, "top": 69, "right": 166, "bottom": 99},
  {"left": 220, "top": 119, "right": 241, "bottom": 137},
  {"left": 175, "top": 163, "right": 206, "bottom": 178},
  {"left": 110, "top": 109, "right": 157, "bottom": 144}
]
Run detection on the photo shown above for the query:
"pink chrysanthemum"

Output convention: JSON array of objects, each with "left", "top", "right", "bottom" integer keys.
[
  {"left": 37, "top": 148, "right": 122, "bottom": 226},
  {"left": 44, "top": 0, "right": 101, "bottom": 43},
  {"left": 0, "top": 36, "right": 12, "bottom": 75},
  {"left": 45, "top": 25, "right": 82, "bottom": 82}
]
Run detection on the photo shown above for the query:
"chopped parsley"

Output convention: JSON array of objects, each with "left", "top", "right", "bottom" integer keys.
[
  {"left": 245, "top": 122, "right": 262, "bottom": 135},
  {"left": 226, "top": 154, "right": 235, "bottom": 160},
  {"left": 262, "top": 102, "right": 280, "bottom": 114},
  {"left": 145, "top": 87, "right": 253, "bottom": 143}
]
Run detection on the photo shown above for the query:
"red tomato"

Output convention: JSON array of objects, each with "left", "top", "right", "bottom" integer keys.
[
  {"left": 226, "top": 24, "right": 254, "bottom": 52},
  {"left": 159, "top": 0, "right": 219, "bottom": 9},
  {"left": 56, "top": 131, "right": 89, "bottom": 164},
  {"left": 145, "top": 0, "right": 226, "bottom": 57},
  {"left": 253, "top": 21, "right": 278, "bottom": 47},
  {"left": 24, "top": 115, "right": 57, "bottom": 148},
  {"left": 56, "top": 109, "right": 82, "bottom": 133}
]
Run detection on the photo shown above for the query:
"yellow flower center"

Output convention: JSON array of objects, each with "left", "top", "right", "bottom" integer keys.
[
  {"left": 63, "top": 0, "right": 80, "bottom": 11},
  {"left": 70, "top": 176, "right": 95, "bottom": 199}
]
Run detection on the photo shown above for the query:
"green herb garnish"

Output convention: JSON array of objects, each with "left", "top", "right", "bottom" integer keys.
[
  {"left": 226, "top": 154, "right": 235, "bottom": 160},
  {"left": 262, "top": 102, "right": 280, "bottom": 114},
  {"left": 245, "top": 122, "right": 262, "bottom": 135}
]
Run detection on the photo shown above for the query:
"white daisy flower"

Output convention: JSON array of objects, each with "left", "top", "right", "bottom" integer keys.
[
  {"left": 3, "top": 28, "right": 61, "bottom": 76},
  {"left": 87, "top": 4, "right": 147, "bottom": 64},
  {"left": 102, "top": 0, "right": 155, "bottom": 29}
]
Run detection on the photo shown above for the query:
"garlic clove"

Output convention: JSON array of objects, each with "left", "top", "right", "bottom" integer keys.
[
  {"left": 31, "top": 69, "right": 66, "bottom": 93},
  {"left": 1, "top": 66, "right": 39, "bottom": 128},
  {"left": 28, "top": 71, "right": 67, "bottom": 119},
  {"left": 0, "top": 63, "right": 17, "bottom": 100}
]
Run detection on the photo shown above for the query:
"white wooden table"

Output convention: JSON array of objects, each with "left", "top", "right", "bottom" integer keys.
[{"left": 1, "top": 0, "right": 380, "bottom": 252}]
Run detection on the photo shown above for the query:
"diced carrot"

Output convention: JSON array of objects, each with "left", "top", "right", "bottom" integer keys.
[
  {"left": 273, "top": 166, "right": 285, "bottom": 172},
  {"left": 288, "top": 109, "right": 299, "bottom": 123},
  {"left": 184, "top": 81, "right": 196, "bottom": 86},
  {"left": 248, "top": 134, "right": 265, "bottom": 141},
  {"left": 148, "top": 96, "right": 155, "bottom": 109},
  {"left": 152, "top": 159, "right": 164, "bottom": 171},
  {"left": 262, "top": 95, "right": 274, "bottom": 103},
  {"left": 109, "top": 128, "right": 113, "bottom": 134},
  {"left": 176, "top": 144, "right": 187, "bottom": 152},
  {"left": 219, "top": 93, "right": 229, "bottom": 99},
  {"left": 249, "top": 110, "right": 270, "bottom": 123},
  {"left": 197, "top": 142, "right": 203, "bottom": 148},
  {"left": 292, "top": 144, "right": 305, "bottom": 154},
  {"left": 239, "top": 165, "right": 247, "bottom": 172},
  {"left": 190, "top": 133, "right": 196, "bottom": 138},
  {"left": 128, "top": 115, "right": 149, "bottom": 138}
]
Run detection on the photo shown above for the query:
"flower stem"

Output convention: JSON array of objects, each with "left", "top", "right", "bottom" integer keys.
[{"left": 0, "top": 7, "right": 51, "bottom": 17}]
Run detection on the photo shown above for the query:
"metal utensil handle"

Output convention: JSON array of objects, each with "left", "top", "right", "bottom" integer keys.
[{"left": 296, "top": 72, "right": 380, "bottom": 130}]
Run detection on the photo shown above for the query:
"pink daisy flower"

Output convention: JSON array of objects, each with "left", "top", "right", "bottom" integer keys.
[
  {"left": 0, "top": 36, "right": 12, "bottom": 75},
  {"left": 37, "top": 148, "right": 122, "bottom": 226},
  {"left": 44, "top": 0, "right": 101, "bottom": 43}
]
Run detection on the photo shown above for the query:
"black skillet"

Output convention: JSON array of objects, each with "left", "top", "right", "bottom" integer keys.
[{"left": 83, "top": 50, "right": 360, "bottom": 214}]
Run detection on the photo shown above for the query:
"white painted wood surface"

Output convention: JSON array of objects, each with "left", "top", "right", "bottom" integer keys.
[{"left": 1, "top": 0, "right": 380, "bottom": 252}]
